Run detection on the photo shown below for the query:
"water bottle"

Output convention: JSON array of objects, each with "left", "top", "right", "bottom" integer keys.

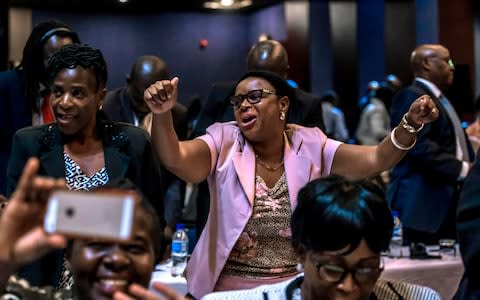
[
  {"left": 171, "top": 223, "right": 189, "bottom": 277},
  {"left": 389, "top": 210, "right": 403, "bottom": 257}
]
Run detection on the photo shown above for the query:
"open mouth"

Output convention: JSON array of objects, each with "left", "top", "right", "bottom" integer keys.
[
  {"left": 56, "top": 114, "right": 74, "bottom": 123},
  {"left": 94, "top": 278, "right": 130, "bottom": 296},
  {"left": 241, "top": 115, "right": 257, "bottom": 128}
]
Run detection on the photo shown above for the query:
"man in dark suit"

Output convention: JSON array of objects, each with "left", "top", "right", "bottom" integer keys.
[
  {"left": 388, "top": 44, "right": 474, "bottom": 244},
  {"left": 190, "top": 40, "right": 325, "bottom": 238},
  {"left": 455, "top": 147, "right": 480, "bottom": 299},
  {"left": 102, "top": 55, "right": 187, "bottom": 236},
  {"left": 102, "top": 55, "right": 187, "bottom": 139}
]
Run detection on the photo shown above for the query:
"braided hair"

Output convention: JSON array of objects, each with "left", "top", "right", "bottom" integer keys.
[
  {"left": 46, "top": 43, "right": 108, "bottom": 90},
  {"left": 16, "top": 20, "right": 80, "bottom": 113}
]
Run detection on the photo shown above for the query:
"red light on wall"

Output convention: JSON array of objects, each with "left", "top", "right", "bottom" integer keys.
[{"left": 199, "top": 39, "right": 209, "bottom": 49}]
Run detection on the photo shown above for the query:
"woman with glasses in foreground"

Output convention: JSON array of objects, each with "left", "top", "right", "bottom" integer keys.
[
  {"left": 201, "top": 175, "right": 441, "bottom": 300},
  {"left": 144, "top": 70, "right": 438, "bottom": 299}
]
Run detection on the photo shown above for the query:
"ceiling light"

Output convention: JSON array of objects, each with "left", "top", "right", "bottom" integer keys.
[
  {"left": 203, "top": 0, "right": 252, "bottom": 10},
  {"left": 119, "top": 0, "right": 128, "bottom": 3},
  {"left": 220, "top": 0, "right": 234, "bottom": 6}
]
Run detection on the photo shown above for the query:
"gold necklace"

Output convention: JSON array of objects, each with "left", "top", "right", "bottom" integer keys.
[{"left": 255, "top": 154, "right": 284, "bottom": 172}]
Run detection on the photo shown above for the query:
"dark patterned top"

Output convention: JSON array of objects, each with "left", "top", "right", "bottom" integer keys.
[
  {"left": 64, "top": 153, "right": 109, "bottom": 191},
  {"left": 222, "top": 172, "right": 297, "bottom": 278},
  {"left": 1, "top": 276, "right": 74, "bottom": 300}
]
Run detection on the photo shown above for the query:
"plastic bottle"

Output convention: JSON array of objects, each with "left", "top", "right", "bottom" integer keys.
[
  {"left": 389, "top": 210, "right": 403, "bottom": 258},
  {"left": 171, "top": 223, "right": 189, "bottom": 277}
]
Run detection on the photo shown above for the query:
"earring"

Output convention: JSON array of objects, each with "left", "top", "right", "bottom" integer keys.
[
  {"left": 280, "top": 111, "right": 286, "bottom": 121},
  {"left": 296, "top": 263, "right": 304, "bottom": 272}
]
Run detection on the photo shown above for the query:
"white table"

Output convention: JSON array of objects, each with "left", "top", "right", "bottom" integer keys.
[
  {"left": 151, "top": 261, "right": 188, "bottom": 296},
  {"left": 151, "top": 248, "right": 464, "bottom": 300},
  {"left": 381, "top": 246, "right": 464, "bottom": 300}
]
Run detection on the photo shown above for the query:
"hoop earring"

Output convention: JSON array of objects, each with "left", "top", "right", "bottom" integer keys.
[
  {"left": 280, "top": 111, "right": 286, "bottom": 121},
  {"left": 296, "top": 263, "right": 304, "bottom": 272}
]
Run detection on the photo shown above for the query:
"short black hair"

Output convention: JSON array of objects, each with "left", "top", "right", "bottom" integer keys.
[
  {"left": 291, "top": 175, "right": 393, "bottom": 255},
  {"left": 46, "top": 43, "right": 108, "bottom": 90},
  {"left": 235, "top": 70, "right": 294, "bottom": 100},
  {"left": 66, "top": 178, "right": 165, "bottom": 264},
  {"left": 100, "top": 178, "right": 165, "bottom": 263}
]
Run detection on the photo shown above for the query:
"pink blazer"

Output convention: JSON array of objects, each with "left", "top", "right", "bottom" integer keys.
[{"left": 186, "top": 122, "right": 341, "bottom": 299}]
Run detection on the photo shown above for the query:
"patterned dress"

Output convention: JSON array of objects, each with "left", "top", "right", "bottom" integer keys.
[
  {"left": 57, "top": 153, "right": 110, "bottom": 289},
  {"left": 222, "top": 173, "right": 297, "bottom": 278}
]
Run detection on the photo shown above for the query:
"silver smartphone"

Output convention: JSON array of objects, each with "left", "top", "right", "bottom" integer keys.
[{"left": 44, "top": 190, "right": 136, "bottom": 241}]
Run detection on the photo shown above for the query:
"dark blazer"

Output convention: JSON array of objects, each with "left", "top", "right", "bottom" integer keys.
[
  {"left": 454, "top": 149, "right": 480, "bottom": 299},
  {"left": 387, "top": 79, "right": 474, "bottom": 234},
  {"left": 103, "top": 87, "right": 188, "bottom": 140},
  {"left": 191, "top": 81, "right": 325, "bottom": 137},
  {"left": 0, "top": 70, "right": 31, "bottom": 194},
  {"left": 6, "top": 119, "right": 164, "bottom": 286}
]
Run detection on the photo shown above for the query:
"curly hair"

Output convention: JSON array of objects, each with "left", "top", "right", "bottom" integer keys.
[
  {"left": 46, "top": 43, "right": 108, "bottom": 90},
  {"left": 16, "top": 20, "right": 80, "bottom": 113}
]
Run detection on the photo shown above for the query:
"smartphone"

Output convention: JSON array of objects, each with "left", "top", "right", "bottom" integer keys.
[{"left": 44, "top": 190, "right": 136, "bottom": 241}]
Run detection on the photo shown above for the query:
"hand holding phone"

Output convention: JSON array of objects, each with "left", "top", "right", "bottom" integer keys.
[{"left": 44, "top": 190, "right": 136, "bottom": 241}]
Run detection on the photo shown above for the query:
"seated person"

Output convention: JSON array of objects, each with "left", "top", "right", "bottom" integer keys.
[
  {"left": 199, "top": 175, "right": 441, "bottom": 300},
  {"left": 6, "top": 44, "right": 164, "bottom": 287},
  {"left": 0, "top": 158, "right": 184, "bottom": 300}
]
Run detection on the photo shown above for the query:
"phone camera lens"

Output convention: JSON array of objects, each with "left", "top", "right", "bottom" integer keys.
[{"left": 65, "top": 207, "right": 75, "bottom": 218}]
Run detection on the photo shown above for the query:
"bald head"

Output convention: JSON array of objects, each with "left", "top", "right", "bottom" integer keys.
[
  {"left": 246, "top": 40, "right": 289, "bottom": 79},
  {"left": 130, "top": 55, "right": 168, "bottom": 83},
  {"left": 410, "top": 44, "right": 454, "bottom": 90},
  {"left": 127, "top": 55, "right": 169, "bottom": 113}
]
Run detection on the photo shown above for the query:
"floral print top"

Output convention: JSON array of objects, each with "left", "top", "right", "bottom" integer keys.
[{"left": 222, "top": 172, "right": 297, "bottom": 278}]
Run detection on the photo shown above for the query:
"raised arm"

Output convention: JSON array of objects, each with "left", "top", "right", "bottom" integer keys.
[
  {"left": 0, "top": 158, "right": 66, "bottom": 290},
  {"left": 331, "top": 95, "right": 438, "bottom": 179},
  {"left": 145, "top": 78, "right": 211, "bottom": 183}
]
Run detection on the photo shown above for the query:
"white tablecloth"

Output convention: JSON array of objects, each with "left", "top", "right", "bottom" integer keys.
[
  {"left": 151, "top": 248, "right": 464, "bottom": 300},
  {"left": 381, "top": 246, "right": 464, "bottom": 300},
  {"left": 151, "top": 261, "right": 188, "bottom": 296}
]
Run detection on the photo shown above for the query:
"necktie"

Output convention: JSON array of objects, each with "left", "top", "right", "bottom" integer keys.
[{"left": 439, "top": 95, "right": 470, "bottom": 162}]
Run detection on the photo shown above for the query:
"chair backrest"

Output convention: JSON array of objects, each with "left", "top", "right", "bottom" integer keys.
[{"left": 373, "top": 279, "right": 442, "bottom": 300}]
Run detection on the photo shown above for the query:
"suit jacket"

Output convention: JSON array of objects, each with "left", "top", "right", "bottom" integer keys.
[
  {"left": 387, "top": 79, "right": 474, "bottom": 233},
  {"left": 191, "top": 81, "right": 325, "bottom": 138},
  {"left": 103, "top": 87, "right": 188, "bottom": 140},
  {"left": 0, "top": 70, "right": 31, "bottom": 194},
  {"left": 6, "top": 120, "right": 164, "bottom": 286},
  {"left": 454, "top": 148, "right": 480, "bottom": 299},
  {"left": 186, "top": 122, "right": 341, "bottom": 299}
]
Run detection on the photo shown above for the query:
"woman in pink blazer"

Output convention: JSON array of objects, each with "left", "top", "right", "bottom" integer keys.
[{"left": 144, "top": 70, "right": 438, "bottom": 299}]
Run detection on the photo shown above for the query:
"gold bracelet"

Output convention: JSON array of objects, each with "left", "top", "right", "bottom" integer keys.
[
  {"left": 390, "top": 127, "right": 416, "bottom": 151},
  {"left": 402, "top": 113, "right": 424, "bottom": 134}
]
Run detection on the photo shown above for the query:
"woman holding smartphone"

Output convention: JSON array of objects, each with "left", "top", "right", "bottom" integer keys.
[{"left": 5, "top": 44, "right": 164, "bottom": 288}]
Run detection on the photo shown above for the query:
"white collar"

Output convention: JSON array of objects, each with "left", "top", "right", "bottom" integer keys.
[{"left": 415, "top": 77, "right": 442, "bottom": 98}]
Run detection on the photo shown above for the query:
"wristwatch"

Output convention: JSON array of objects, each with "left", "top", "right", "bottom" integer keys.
[{"left": 402, "top": 113, "right": 424, "bottom": 134}]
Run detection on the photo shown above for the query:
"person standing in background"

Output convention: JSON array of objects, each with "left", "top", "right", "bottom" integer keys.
[
  {"left": 388, "top": 44, "right": 474, "bottom": 245},
  {"left": 320, "top": 90, "right": 349, "bottom": 142},
  {"left": 0, "top": 20, "right": 80, "bottom": 194}
]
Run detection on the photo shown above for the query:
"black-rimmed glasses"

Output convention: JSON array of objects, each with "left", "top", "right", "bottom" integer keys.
[
  {"left": 230, "top": 89, "right": 277, "bottom": 109},
  {"left": 315, "top": 257, "right": 384, "bottom": 284}
]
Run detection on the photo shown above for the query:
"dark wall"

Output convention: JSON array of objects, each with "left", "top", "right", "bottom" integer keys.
[
  {"left": 0, "top": 2, "right": 7, "bottom": 70},
  {"left": 330, "top": 1, "right": 357, "bottom": 132},
  {"left": 384, "top": 0, "right": 415, "bottom": 87},
  {"left": 33, "top": 4, "right": 286, "bottom": 105}
]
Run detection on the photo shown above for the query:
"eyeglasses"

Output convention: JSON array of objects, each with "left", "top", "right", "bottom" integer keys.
[
  {"left": 230, "top": 89, "right": 277, "bottom": 109},
  {"left": 429, "top": 56, "right": 455, "bottom": 69},
  {"left": 315, "top": 257, "right": 384, "bottom": 284}
]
